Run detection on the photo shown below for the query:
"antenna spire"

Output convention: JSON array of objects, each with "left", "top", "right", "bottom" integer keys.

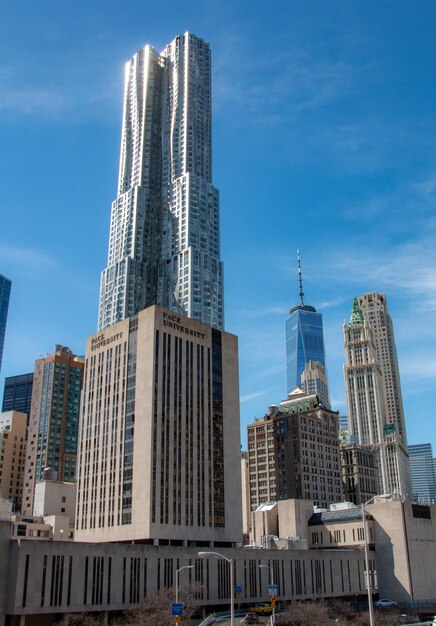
[{"left": 297, "top": 249, "right": 305, "bottom": 306}]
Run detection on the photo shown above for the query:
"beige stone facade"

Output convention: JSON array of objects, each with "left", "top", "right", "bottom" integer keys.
[
  {"left": 76, "top": 305, "right": 242, "bottom": 545},
  {"left": 0, "top": 411, "right": 26, "bottom": 510}
]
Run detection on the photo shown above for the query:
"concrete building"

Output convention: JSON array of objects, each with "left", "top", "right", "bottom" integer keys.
[
  {"left": 0, "top": 412, "right": 26, "bottom": 511},
  {"left": 252, "top": 497, "right": 436, "bottom": 604},
  {"left": 1, "top": 498, "right": 436, "bottom": 622},
  {"left": 0, "top": 274, "right": 11, "bottom": 376},
  {"left": 75, "top": 305, "right": 241, "bottom": 545},
  {"left": 340, "top": 442, "right": 379, "bottom": 505},
  {"left": 98, "top": 33, "right": 223, "bottom": 332},
  {"left": 22, "top": 346, "right": 84, "bottom": 516},
  {"left": 2, "top": 374, "right": 34, "bottom": 424},
  {"left": 33, "top": 477, "right": 76, "bottom": 524},
  {"left": 285, "top": 252, "right": 328, "bottom": 399},
  {"left": 409, "top": 443, "right": 436, "bottom": 503},
  {"left": 247, "top": 389, "right": 342, "bottom": 511}
]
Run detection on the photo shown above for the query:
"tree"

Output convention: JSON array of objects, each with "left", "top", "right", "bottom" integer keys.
[
  {"left": 278, "top": 600, "right": 330, "bottom": 626},
  {"left": 117, "top": 585, "right": 199, "bottom": 625}
]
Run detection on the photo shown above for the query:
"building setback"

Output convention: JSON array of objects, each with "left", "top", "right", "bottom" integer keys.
[
  {"left": 22, "top": 346, "right": 84, "bottom": 515},
  {"left": 247, "top": 389, "right": 342, "bottom": 511},
  {"left": 75, "top": 305, "right": 241, "bottom": 545},
  {"left": 98, "top": 33, "right": 223, "bottom": 332}
]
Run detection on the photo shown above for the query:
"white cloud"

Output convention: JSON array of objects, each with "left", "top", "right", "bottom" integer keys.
[
  {"left": 240, "top": 388, "right": 276, "bottom": 403},
  {"left": 0, "top": 244, "right": 60, "bottom": 272}
]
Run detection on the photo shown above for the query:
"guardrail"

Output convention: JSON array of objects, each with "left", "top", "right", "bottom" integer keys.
[{"left": 198, "top": 609, "right": 247, "bottom": 626}]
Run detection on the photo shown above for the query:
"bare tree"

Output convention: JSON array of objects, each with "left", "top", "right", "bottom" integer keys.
[
  {"left": 278, "top": 600, "right": 330, "bottom": 626},
  {"left": 118, "top": 585, "right": 199, "bottom": 625},
  {"left": 57, "top": 613, "right": 106, "bottom": 626}
]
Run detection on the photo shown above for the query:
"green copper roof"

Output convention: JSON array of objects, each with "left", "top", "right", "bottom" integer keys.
[{"left": 349, "top": 297, "right": 364, "bottom": 326}]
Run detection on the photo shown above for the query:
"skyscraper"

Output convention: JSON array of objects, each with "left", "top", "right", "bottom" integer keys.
[
  {"left": 98, "top": 32, "right": 224, "bottom": 332},
  {"left": 76, "top": 306, "right": 241, "bottom": 544},
  {"left": 408, "top": 443, "right": 436, "bottom": 503},
  {"left": 2, "top": 373, "right": 34, "bottom": 423},
  {"left": 343, "top": 297, "right": 411, "bottom": 499},
  {"left": 285, "top": 252, "right": 327, "bottom": 398},
  {"left": 22, "top": 345, "right": 84, "bottom": 515},
  {"left": 0, "top": 274, "right": 11, "bottom": 375},
  {"left": 358, "top": 293, "right": 407, "bottom": 443}
]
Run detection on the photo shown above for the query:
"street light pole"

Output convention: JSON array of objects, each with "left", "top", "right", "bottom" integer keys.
[
  {"left": 175, "top": 565, "right": 194, "bottom": 604},
  {"left": 362, "top": 494, "right": 391, "bottom": 626},
  {"left": 198, "top": 551, "right": 234, "bottom": 626},
  {"left": 259, "top": 564, "right": 275, "bottom": 626}
]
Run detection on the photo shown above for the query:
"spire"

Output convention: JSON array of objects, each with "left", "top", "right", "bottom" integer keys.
[
  {"left": 349, "top": 296, "right": 364, "bottom": 327},
  {"left": 297, "top": 249, "right": 305, "bottom": 306},
  {"left": 289, "top": 249, "right": 316, "bottom": 314}
]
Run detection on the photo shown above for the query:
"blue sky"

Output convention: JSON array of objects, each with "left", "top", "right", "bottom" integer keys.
[{"left": 1, "top": 0, "right": 436, "bottom": 451}]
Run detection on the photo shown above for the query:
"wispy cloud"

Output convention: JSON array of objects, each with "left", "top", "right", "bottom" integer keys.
[
  {"left": 214, "top": 35, "right": 360, "bottom": 126},
  {"left": 317, "top": 297, "right": 348, "bottom": 311},
  {"left": 0, "top": 85, "right": 71, "bottom": 115},
  {"left": 0, "top": 59, "right": 120, "bottom": 120},
  {"left": 240, "top": 388, "right": 276, "bottom": 403},
  {"left": 235, "top": 305, "right": 288, "bottom": 319},
  {"left": 0, "top": 244, "right": 60, "bottom": 272}
]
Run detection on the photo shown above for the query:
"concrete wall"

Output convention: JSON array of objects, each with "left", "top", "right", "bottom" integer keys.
[
  {"left": 1, "top": 538, "right": 366, "bottom": 621},
  {"left": 369, "top": 500, "right": 436, "bottom": 603}
]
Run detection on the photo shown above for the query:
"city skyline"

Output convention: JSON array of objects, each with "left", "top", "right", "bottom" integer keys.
[{"left": 2, "top": 1, "right": 436, "bottom": 452}]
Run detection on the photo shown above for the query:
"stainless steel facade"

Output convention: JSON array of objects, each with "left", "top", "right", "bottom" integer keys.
[{"left": 98, "top": 33, "right": 224, "bottom": 332}]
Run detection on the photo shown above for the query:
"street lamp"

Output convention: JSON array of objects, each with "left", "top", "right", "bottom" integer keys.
[
  {"left": 362, "top": 494, "right": 391, "bottom": 626},
  {"left": 259, "top": 564, "right": 275, "bottom": 626},
  {"left": 198, "top": 551, "right": 234, "bottom": 626},
  {"left": 175, "top": 565, "right": 194, "bottom": 604}
]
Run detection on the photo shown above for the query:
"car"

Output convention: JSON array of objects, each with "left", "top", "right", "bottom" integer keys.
[
  {"left": 249, "top": 603, "right": 273, "bottom": 614},
  {"left": 242, "top": 613, "right": 260, "bottom": 624},
  {"left": 375, "top": 599, "right": 398, "bottom": 608}
]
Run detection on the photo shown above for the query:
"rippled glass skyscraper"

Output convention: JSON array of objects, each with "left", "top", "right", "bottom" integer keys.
[
  {"left": 98, "top": 32, "right": 224, "bottom": 331},
  {"left": 285, "top": 253, "right": 326, "bottom": 395}
]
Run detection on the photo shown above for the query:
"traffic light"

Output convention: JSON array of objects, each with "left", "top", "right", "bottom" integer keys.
[{"left": 270, "top": 597, "right": 276, "bottom": 609}]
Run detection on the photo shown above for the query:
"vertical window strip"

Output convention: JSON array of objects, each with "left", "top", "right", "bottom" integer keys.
[
  {"left": 22, "top": 554, "right": 30, "bottom": 607},
  {"left": 41, "top": 555, "right": 48, "bottom": 607},
  {"left": 67, "top": 556, "right": 73, "bottom": 606}
]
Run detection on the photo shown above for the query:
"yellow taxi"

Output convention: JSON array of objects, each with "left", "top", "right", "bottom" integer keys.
[{"left": 248, "top": 603, "right": 273, "bottom": 615}]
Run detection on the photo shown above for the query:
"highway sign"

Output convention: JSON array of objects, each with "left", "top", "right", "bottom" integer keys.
[{"left": 171, "top": 603, "right": 184, "bottom": 616}]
